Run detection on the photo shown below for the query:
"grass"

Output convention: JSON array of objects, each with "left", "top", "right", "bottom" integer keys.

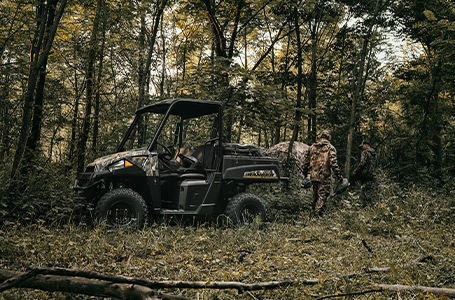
[{"left": 1, "top": 179, "right": 454, "bottom": 299}]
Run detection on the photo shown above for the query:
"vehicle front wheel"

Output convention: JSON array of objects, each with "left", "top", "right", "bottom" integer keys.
[
  {"left": 95, "top": 188, "right": 148, "bottom": 228},
  {"left": 225, "top": 193, "right": 266, "bottom": 225}
]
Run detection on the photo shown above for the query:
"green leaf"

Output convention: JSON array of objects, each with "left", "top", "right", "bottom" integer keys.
[{"left": 423, "top": 10, "right": 437, "bottom": 21}]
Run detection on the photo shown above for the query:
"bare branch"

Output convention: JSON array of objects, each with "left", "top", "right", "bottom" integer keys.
[{"left": 315, "top": 289, "right": 383, "bottom": 300}]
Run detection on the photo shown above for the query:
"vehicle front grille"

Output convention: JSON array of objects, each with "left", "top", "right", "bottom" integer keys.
[{"left": 76, "top": 172, "right": 93, "bottom": 187}]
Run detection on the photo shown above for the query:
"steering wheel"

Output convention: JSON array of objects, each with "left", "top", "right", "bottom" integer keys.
[{"left": 156, "top": 142, "right": 174, "bottom": 158}]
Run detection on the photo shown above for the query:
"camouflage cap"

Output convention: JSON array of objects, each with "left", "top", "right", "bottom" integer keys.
[{"left": 319, "top": 130, "right": 331, "bottom": 141}]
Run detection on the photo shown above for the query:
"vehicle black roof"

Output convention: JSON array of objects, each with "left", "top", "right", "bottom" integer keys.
[{"left": 136, "top": 98, "right": 222, "bottom": 119}]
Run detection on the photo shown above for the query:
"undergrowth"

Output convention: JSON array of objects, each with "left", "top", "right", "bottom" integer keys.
[{"left": 1, "top": 173, "right": 454, "bottom": 299}]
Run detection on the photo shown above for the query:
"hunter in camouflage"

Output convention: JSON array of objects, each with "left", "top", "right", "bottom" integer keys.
[
  {"left": 352, "top": 141, "right": 376, "bottom": 205},
  {"left": 302, "top": 130, "right": 342, "bottom": 216}
]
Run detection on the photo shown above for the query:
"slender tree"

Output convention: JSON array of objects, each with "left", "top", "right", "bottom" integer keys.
[
  {"left": 76, "top": 0, "right": 104, "bottom": 173},
  {"left": 10, "top": 0, "right": 67, "bottom": 178}
]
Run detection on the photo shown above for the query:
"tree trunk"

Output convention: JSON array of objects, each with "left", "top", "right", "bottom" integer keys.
[
  {"left": 137, "top": 0, "right": 167, "bottom": 144},
  {"left": 308, "top": 21, "right": 318, "bottom": 144},
  {"left": 0, "top": 61, "right": 11, "bottom": 160},
  {"left": 287, "top": 8, "right": 303, "bottom": 158},
  {"left": 159, "top": 13, "right": 166, "bottom": 97},
  {"left": 76, "top": 0, "right": 104, "bottom": 173},
  {"left": 92, "top": 19, "right": 106, "bottom": 154},
  {"left": 181, "top": 43, "right": 187, "bottom": 95},
  {"left": 0, "top": 269, "right": 168, "bottom": 300},
  {"left": 427, "top": 56, "right": 443, "bottom": 180},
  {"left": 68, "top": 70, "right": 84, "bottom": 162},
  {"left": 10, "top": 0, "right": 67, "bottom": 178},
  {"left": 22, "top": 0, "right": 59, "bottom": 170},
  {"left": 344, "top": 14, "right": 376, "bottom": 179}
]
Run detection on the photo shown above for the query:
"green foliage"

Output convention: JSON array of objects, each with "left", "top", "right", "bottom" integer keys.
[{"left": 0, "top": 159, "right": 85, "bottom": 227}]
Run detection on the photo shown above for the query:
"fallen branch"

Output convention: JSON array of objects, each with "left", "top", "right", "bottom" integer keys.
[
  {"left": 0, "top": 269, "right": 187, "bottom": 300},
  {"left": 3, "top": 267, "right": 452, "bottom": 299},
  {"left": 0, "top": 268, "right": 294, "bottom": 294},
  {"left": 0, "top": 269, "right": 41, "bottom": 293},
  {"left": 0, "top": 266, "right": 390, "bottom": 295},
  {"left": 314, "top": 289, "right": 383, "bottom": 300},
  {"left": 373, "top": 283, "right": 455, "bottom": 298}
]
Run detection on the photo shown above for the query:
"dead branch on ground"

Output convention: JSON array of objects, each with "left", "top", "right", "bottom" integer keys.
[
  {"left": 314, "top": 289, "right": 383, "bottom": 299},
  {"left": 2, "top": 267, "right": 454, "bottom": 299},
  {"left": 0, "top": 269, "right": 187, "bottom": 300}
]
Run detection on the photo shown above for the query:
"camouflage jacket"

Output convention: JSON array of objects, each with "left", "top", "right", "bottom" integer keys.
[
  {"left": 352, "top": 147, "right": 376, "bottom": 182},
  {"left": 302, "top": 139, "right": 341, "bottom": 182}
]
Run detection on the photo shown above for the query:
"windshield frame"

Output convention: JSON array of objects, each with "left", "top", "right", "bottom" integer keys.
[{"left": 117, "top": 99, "right": 223, "bottom": 153}]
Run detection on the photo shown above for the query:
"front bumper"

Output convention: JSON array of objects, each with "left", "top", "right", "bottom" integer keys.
[{"left": 74, "top": 171, "right": 108, "bottom": 202}]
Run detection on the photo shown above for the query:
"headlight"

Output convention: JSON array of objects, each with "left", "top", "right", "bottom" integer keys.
[
  {"left": 108, "top": 160, "right": 129, "bottom": 172},
  {"left": 107, "top": 156, "right": 147, "bottom": 172}
]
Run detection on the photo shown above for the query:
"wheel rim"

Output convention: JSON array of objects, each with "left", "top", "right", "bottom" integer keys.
[{"left": 106, "top": 201, "right": 136, "bottom": 227}]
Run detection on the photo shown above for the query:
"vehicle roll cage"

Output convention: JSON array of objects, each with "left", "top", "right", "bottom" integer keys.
[{"left": 117, "top": 98, "right": 223, "bottom": 157}]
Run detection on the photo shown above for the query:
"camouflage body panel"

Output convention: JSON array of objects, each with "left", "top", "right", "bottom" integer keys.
[
  {"left": 352, "top": 147, "right": 376, "bottom": 182},
  {"left": 302, "top": 139, "right": 341, "bottom": 182},
  {"left": 267, "top": 141, "right": 309, "bottom": 184},
  {"left": 86, "top": 148, "right": 150, "bottom": 172}
]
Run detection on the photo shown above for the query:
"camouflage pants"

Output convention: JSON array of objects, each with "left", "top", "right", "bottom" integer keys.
[
  {"left": 360, "top": 180, "right": 375, "bottom": 206},
  {"left": 312, "top": 180, "right": 332, "bottom": 216}
]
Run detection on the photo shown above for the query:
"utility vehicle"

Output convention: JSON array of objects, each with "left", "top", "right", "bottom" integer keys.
[{"left": 74, "top": 98, "right": 283, "bottom": 227}]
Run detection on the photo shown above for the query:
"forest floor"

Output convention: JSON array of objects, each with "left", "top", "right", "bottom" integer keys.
[{"left": 1, "top": 181, "right": 455, "bottom": 299}]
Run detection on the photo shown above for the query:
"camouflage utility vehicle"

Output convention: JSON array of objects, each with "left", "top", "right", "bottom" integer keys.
[{"left": 74, "top": 98, "right": 283, "bottom": 227}]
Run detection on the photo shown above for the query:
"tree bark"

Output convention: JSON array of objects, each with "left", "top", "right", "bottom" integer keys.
[
  {"left": 2, "top": 268, "right": 454, "bottom": 299},
  {"left": 308, "top": 19, "right": 318, "bottom": 144},
  {"left": 68, "top": 70, "right": 85, "bottom": 162},
  {"left": 22, "top": 0, "right": 59, "bottom": 170},
  {"left": 159, "top": 12, "right": 166, "bottom": 97},
  {"left": 0, "top": 270, "right": 180, "bottom": 300},
  {"left": 343, "top": 1, "right": 379, "bottom": 179},
  {"left": 92, "top": 17, "right": 106, "bottom": 154},
  {"left": 0, "top": 60, "right": 11, "bottom": 160},
  {"left": 287, "top": 8, "right": 303, "bottom": 160},
  {"left": 10, "top": 0, "right": 67, "bottom": 178},
  {"left": 137, "top": 0, "right": 167, "bottom": 144},
  {"left": 76, "top": 0, "right": 104, "bottom": 173},
  {"left": 0, "top": 268, "right": 295, "bottom": 294}
]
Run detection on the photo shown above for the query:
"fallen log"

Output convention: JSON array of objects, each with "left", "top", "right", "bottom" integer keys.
[
  {"left": 0, "top": 266, "right": 390, "bottom": 295},
  {"left": 0, "top": 269, "right": 186, "bottom": 300},
  {"left": 2, "top": 267, "right": 454, "bottom": 299},
  {"left": 314, "top": 289, "right": 383, "bottom": 300},
  {"left": 0, "top": 268, "right": 295, "bottom": 295}
]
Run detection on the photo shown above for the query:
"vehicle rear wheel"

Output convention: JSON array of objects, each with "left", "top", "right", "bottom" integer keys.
[
  {"left": 95, "top": 188, "right": 148, "bottom": 228},
  {"left": 225, "top": 193, "right": 266, "bottom": 225}
]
